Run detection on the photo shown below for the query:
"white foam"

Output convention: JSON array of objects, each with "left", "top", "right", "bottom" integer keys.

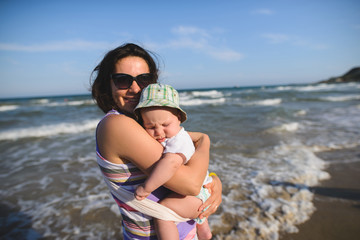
[
  {"left": 294, "top": 110, "right": 307, "bottom": 116},
  {"left": 274, "top": 86, "right": 293, "bottom": 91},
  {"left": 45, "top": 99, "right": 95, "bottom": 107},
  {"left": 30, "top": 98, "right": 49, "bottom": 104},
  {"left": 26, "top": 98, "right": 95, "bottom": 108},
  {"left": 209, "top": 143, "right": 330, "bottom": 239},
  {"left": 179, "top": 90, "right": 226, "bottom": 106},
  {"left": 180, "top": 97, "right": 226, "bottom": 106},
  {"left": 246, "top": 98, "right": 282, "bottom": 106},
  {"left": 0, "top": 119, "right": 99, "bottom": 140},
  {"left": 190, "top": 90, "right": 224, "bottom": 98},
  {"left": 320, "top": 94, "right": 360, "bottom": 102},
  {"left": 293, "top": 84, "right": 337, "bottom": 92},
  {"left": 0, "top": 105, "right": 19, "bottom": 111},
  {"left": 80, "top": 193, "right": 112, "bottom": 215},
  {"left": 262, "top": 143, "right": 330, "bottom": 185},
  {"left": 17, "top": 182, "right": 117, "bottom": 239},
  {"left": 310, "top": 142, "right": 359, "bottom": 152},
  {"left": 267, "top": 122, "right": 300, "bottom": 133},
  {"left": 268, "top": 82, "right": 360, "bottom": 94}
]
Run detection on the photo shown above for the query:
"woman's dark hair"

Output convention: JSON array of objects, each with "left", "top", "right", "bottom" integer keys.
[{"left": 91, "top": 43, "right": 159, "bottom": 113}]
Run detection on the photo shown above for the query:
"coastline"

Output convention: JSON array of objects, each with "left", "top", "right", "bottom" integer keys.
[{"left": 280, "top": 146, "right": 360, "bottom": 240}]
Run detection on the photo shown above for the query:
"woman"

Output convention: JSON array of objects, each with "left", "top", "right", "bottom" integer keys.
[{"left": 91, "top": 43, "right": 222, "bottom": 239}]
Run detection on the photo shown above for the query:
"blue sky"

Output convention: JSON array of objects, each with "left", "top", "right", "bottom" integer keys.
[{"left": 0, "top": 0, "right": 359, "bottom": 98}]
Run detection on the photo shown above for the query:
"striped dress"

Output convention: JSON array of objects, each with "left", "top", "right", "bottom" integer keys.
[{"left": 96, "top": 110, "right": 196, "bottom": 240}]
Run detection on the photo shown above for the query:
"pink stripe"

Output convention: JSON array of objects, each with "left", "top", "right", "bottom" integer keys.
[
  {"left": 114, "top": 197, "right": 137, "bottom": 211},
  {"left": 125, "top": 221, "right": 153, "bottom": 232},
  {"left": 183, "top": 226, "right": 197, "bottom": 240},
  {"left": 102, "top": 172, "right": 129, "bottom": 179}
]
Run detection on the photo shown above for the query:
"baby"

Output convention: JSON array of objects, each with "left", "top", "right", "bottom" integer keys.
[{"left": 134, "top": 83, "right": 212, "bottom": 239}]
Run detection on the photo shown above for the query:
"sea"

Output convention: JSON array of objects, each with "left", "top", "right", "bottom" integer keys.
[{"left": 1, "top": 82, "right": 359, "bottom": 240}]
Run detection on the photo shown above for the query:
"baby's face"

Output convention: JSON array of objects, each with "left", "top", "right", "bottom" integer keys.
[{"left": 141, "top": 107, "right": 181, "bottom": 143}]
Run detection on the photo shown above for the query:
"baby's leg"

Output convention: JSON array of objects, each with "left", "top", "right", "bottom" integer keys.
[
  {"left": 154, "top": 218, "right": 179, "bottom": 240},
  {"left": 155, "top": 193, "right": 212, "bottom": 239},
  {"left": 197, "top": 219, "right": 212, "bottom": 240},
  {"left": 160, "top": 192, "right": 202, "bottom": 219}
]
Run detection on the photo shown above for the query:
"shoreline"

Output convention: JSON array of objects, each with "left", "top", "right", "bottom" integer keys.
[{"left": 280, "top": 146, "right": 360, "bottom": 240}]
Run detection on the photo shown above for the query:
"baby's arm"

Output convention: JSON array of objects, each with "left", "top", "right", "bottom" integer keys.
[{"left": 135, "top": 152, "right": 184, "bottom": 200}]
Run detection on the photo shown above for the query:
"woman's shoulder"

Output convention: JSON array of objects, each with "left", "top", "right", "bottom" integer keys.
[
  {"left": 96, "top": 113, "right": 146, "bottom": 148},
  {"left": 98, "top": 113, "right": 140, "bottom": 132}
]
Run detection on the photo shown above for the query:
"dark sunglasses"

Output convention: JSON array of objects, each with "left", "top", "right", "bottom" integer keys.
[{"left": 111, "top": 73, "right": 155, "bottom": 89}]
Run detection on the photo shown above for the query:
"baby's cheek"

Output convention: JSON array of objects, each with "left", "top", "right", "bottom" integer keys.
[{"left": 146, "top": 129, "right": 155, "bottom": 138}]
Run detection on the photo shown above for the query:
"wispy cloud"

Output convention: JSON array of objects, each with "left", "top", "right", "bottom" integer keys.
[
  {"left": 150, "top": 26, "right": 243, "bottom": 61},
  {"left": 0, "top": 40, "right": 109, "bottom": 52},
  {"left": 0, "top": 26, "right": 243, "bottom": 61},
  {"left": 262, "top": 33, "right": 328, "bottom": 50},
  {"left": 252, "top": 8, "right": 275, "bottom": 15},
  {"left": 171, "top": 26, "right": 210, "bottom": 38},
  {"left": 262, "top": 33, "right": 290, "bottom": 44}
]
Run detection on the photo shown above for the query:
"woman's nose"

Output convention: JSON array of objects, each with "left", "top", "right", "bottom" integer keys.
[{"left": 128, "top": 80, "right": 142, "bottom": 93}]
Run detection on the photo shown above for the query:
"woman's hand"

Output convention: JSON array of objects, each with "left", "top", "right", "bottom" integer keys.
[{"left": 198, "top": 175, "right": 222, "bottom": 219}]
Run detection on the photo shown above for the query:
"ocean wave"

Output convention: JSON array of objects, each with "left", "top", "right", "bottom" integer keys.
[
  {"left": 0, "top": 105, "right": 19, "bottom": 112},
  {"left": 294, "top": 110, "right": 307, "bottom": 116},
  {"left": 267, "top": 122, "right": 300, "bottom": 133},
  {"left": 320, "top": 94, "right": 360, "bottom": 102},
  {"left": 273, "top": 83, "right": 336, "bottom": 92},
  {"left": 190, "top": 90, "right": 224, "bottom": 98},
  {"left": 43, "top": 99, "right": 95, "bottom": 107},
  {"left": 0, "top": 98, "right": 95, "bottom": 112},
  {"left": 30, "top": 98, "right": 50, "bottom": 104},
  {"left": 274, "top": 82, "right": 360, "bottom": 93},
  {"left": 310, "top": 142, "right": 359, "bottom": 152},
  {"left": 210, "top": 143, "right": 330, "bottom": 239},
  {"left": 292, "top": 84, "right": 337, "bottom": 92},
  {"left": 181, "top": 97, "right": 226, "bottom": 106},
  {"left": 0, "top": 119, "right": 99, "bottom": 140},
  {"left": 245, "top": 98, "right": 282, "bottom": 106},
  {"left": 179, "top": 90, "right": 226, "bottom": 106}
]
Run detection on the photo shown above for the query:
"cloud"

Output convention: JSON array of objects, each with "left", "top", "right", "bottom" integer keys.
[
  {"left": 0, "top": 26, "right": 243, "bottom": 61},
  {"left": 252, "top": 9, "right": 275, "bottom": 15},
  {"left": 167, "top": 37, "right": 207, "bottom": 50},
  {"left": 0, "top": 40, "right": 109, "bottom": 52},
  {"left": 207, "top": 48, "right": 243, "bottom": 61},
  {"left": 262, "top": 33, "right": 290, "bottom": 44},
  {"left": 262, "top": 33, "right": 328, "bottom": 50},
  {"left": 171, "top": 26, "right": 210, "bottom": 38},
  {"left": 152, "top": 25, "right": 243, "bottom": 61}
]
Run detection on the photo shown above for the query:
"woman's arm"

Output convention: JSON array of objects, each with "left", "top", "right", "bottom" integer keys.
[{"left": 97, "top": 115, "right": 209, "bottom": 195}]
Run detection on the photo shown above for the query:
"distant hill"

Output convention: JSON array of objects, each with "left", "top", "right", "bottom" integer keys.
[{"left": 318, "top": 67, "right": 360, "bottom": 83}]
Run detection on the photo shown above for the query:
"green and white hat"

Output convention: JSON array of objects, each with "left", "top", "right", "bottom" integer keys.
[{"left": 134, "top": 83, "right": 187, "bottom": 122}]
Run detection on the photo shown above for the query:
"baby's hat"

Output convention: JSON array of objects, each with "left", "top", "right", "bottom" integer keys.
[{"left": 134, "top": 83, "right": 187, "bottom": 122}]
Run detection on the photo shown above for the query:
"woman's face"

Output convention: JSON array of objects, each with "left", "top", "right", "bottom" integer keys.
[{"left": 111, "top": 56, "right": 150, "bottom": 115}]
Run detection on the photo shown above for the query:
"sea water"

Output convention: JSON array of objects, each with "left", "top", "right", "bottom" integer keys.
[{"left": 1, "top": 82, "right": 359, "bottom": 239}]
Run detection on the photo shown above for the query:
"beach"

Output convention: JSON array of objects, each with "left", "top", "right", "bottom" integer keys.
[
  {"left": 1, "top": 82, "right": 359, "bottom": 239},
  {"left": 281, "top": 146, "right": 360, "bottom": 240}
]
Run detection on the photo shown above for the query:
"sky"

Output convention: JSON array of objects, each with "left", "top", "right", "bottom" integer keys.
[{"left": 0, "top": 0, "right": 359, "bottom": 98}]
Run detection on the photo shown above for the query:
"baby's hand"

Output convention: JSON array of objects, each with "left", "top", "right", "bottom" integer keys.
[{"left": 134, "top": 184, "right": 150, "bottom": 201}]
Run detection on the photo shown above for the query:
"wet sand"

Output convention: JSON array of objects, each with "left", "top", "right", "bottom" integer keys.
[{"left": 281, "top": 147, "right": 360, "bottom": 240}]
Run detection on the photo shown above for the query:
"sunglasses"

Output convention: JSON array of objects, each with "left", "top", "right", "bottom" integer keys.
[{"left": 111, "top": 73, "right": 155, "bottom": 89}]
